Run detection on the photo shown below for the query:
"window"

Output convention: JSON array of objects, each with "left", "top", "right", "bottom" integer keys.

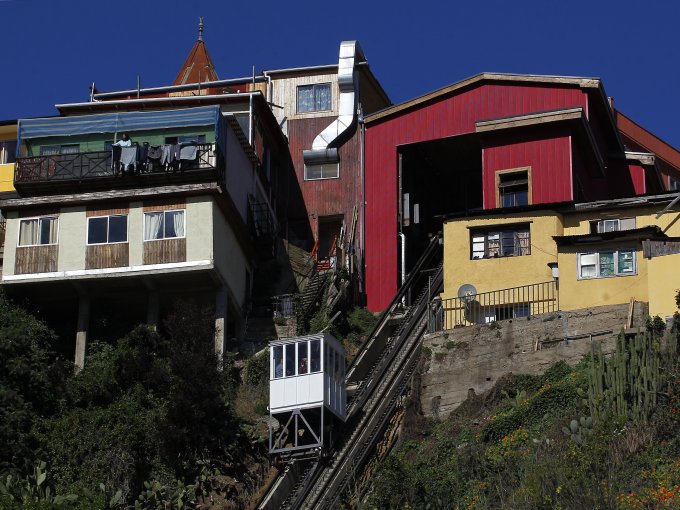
[
  {"left": 0, "top": 139, "right": 17, "bottom": 164},
  {"left": 165, "top": 135, "right": 206, "bottom": 144},
  {"left": 273, "top": 345, "right": 283, "bottom": 379},
  {"left": 40, "top": 144, "right": 80, "bottom": 156},
  {"left": 298, "top": 341, "right": 308, "bottom": 375},
  {"left": 87, "top": 215, "right": 127, "bottom": 245},
  {"left": 285, "top": 343, "right": 295, "bottom": 377},
  {"left": 578, "top": 249, "right": 636, "bottom": 279},
  {"left": 18, "top": 217, "right": 58, "bottom": 246},
  {"left": 297, "top": 83, "right": 332, "bottom": 113},
  {"left": 304, "top": 163, "right": 339, "bottom": 180},
  {"left": 471, "top": 225, "right": 531, "bottom": 259},
  {"left": 498, "top": 170, "right": 529, "bottom": 207},
  {"left": 310, "top": 339, "right": 321, "bottom": 373},
  {"left": 670, "top": 177, "right": 680, "bottom": 191},
  {"left": 143, "top": 210, "right": 185, "bottom": 241},
  {"left": 591, "top": 218, "right": 636, "bottom": 233}
]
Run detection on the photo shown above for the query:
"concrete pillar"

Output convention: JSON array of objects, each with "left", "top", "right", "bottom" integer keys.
[
  {"left": 147, "top": 291, "right": 160, "bottom": 329},
  {"left": 74, "top": 295, "right": 90, "bottom": 372},
  {"left": 215, "top": 285, "right": 228, "bottom": 366}
]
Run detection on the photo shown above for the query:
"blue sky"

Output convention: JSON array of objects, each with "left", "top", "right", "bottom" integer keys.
[{"left": 1, "top": 0, "right": 679, "bottom": 148}]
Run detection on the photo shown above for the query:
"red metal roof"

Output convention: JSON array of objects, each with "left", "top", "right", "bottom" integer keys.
[{"left": 173, "top": 39, "right": 219, "bottom": 85}]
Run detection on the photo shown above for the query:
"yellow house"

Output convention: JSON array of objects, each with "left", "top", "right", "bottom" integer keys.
[
  {"left": 439, "top": 194, "right": 680, "bottom": 328},
  {"left": 0, "top": 121, "right": 17, "bottom": 193}
]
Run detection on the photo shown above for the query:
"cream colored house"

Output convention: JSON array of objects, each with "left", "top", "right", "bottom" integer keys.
[{"left": 2, "top": 105, "right": 282, "bottom": 369}]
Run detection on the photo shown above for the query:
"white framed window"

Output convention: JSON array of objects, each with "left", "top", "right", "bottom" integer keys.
[
  {"left": 578, "top": 249, "right": 636, "bottom": 279},
  {"left": 592, "top": 218, "right": 636, "bottom": 233},
  {"left": 670, "top": 177, "right": 680, "bottom": 191},
  {"left": 297, "top": 83, "right": 332, "bottom": 113},
  {"left": 18, "top": 216, "right": 58, "bottom": 246},
  {"left": 304, "top": 163, "right": 339, "bottom": 180},
  {"left": 87, "top": 215, "right": 128, "bottom": 245},
  {"left": 0, "top": 139, "right": 17, "bottom": 164},
  {"left": 40, "top": 144, "right": 80, "bottom": 156},
  {"left": 471, "top": 225, "right": 531, "bottom": 259},
  {"left": 143, "top": 210, "right": 185, "bottom": 241}
]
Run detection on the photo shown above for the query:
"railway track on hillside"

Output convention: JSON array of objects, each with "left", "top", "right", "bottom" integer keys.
[{"left": 256, "top": 237, "right": 443, "bottom": 510}]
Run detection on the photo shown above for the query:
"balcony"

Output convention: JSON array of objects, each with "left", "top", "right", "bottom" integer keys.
[
  {"left": 428, "top": 281, "right": 558, "bottom": 332},
  {"left": 14, "top": 144, "right": 223, "bottom": 195}
]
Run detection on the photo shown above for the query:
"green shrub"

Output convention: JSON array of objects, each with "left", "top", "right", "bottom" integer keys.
[{"left": 244, "top": 350, "right": 269, "bottom": 387}]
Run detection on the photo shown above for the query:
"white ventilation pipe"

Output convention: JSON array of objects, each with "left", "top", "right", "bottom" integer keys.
[{"left": 302, "top": 41, "right": 364, "bottom": 165}]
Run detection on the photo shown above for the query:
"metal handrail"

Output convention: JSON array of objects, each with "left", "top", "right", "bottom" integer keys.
[
  {"left": 429, "top": 280, "right": 558, "bottom": 331},
  {"left": 15, "top": 143, "right": 218, "bottom": 183}
]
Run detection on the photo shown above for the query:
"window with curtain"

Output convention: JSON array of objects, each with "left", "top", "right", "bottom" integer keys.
[
  {"left": 87, "top": 215, "right": 128, "bottom": 244},
  {"left": 471, "top": 224, "right": 531, "bottom": 259},
  {"left": 297, "top": 83, "right": 332, "bottom": 113},
  {"left": 578, "top": 249, "right": 636, "bottom": 279},
  {"left": 18, "top": 217, "right": 58, "bottom": 246},
  {"left": 143, "top": 210, "right": 185, "bottom": 241}
]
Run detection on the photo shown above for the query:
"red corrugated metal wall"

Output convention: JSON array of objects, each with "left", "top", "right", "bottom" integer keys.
[
  {"left": 481, "top": 129, "right": 573, "bottom": 208},
  {"left": 365, "top": 83, "right": 590, "bottom": 311}
]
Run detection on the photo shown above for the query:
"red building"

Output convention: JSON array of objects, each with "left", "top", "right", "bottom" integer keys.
[{"left": 363, "top": 73, "right": 680, "bottom": 311}]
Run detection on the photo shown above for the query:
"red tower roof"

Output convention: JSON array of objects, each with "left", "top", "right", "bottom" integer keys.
[{"left": 173, "top": 18, "right": 219, "bottom": 86}]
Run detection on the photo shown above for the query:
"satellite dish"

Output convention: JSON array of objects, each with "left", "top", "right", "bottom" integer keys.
[{"left": 457, "top": 283, "right": 477, "bottom": 301}]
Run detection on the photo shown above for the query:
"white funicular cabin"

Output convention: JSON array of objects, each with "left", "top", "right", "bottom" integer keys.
[{"left": 269, "top": 332, "right": 346, "bottom": 460}]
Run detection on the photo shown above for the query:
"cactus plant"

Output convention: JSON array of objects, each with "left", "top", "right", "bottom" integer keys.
[
  {"left": 587, "top": 329, "right": 669, "bottom": 424},
  {"left": 562, "top": 416, "right": 594, "bottom": 444}
]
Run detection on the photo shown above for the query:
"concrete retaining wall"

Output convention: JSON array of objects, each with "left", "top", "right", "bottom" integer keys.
[{"left": 420, "top": 302, "right": 648, "bottom": 418}]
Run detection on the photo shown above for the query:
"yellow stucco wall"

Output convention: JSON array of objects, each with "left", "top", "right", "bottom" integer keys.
[
  {"left": 557, "top": 244, "right": 649, "bottom": 311},
  {"left": 442, "top": 202, "right": 680, "bottom": 317},
  {"left": 647, "top": 255, "right": 680, "bottom": 319},
  {"left": 0, "top": 128, "right": 17, "bottom": 192},
  {"left": 441, "top": 210, "right": 563, "bottom": 301},
  {"left": 0, "top": 164, "right": 14, "bottom": 192}
]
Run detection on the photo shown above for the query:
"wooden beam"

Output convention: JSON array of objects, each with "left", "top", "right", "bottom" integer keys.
[
  {"left": 1, "top": 183, "right": 220, "bottom": 210},
  {"left": 475, "top": 108, "right": 583, "bottom": 132}
]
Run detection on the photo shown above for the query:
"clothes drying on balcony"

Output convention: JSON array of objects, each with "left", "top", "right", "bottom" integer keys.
[
  {"left": 179, "top": 143, "right": 197, "bottom": 161},
  {"left": 120, "top": 146, "right": 137, "bottom": 168}
]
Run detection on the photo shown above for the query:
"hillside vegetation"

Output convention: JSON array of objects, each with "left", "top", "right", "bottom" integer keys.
[
  {"left": 368, "top": 313, "right": 680, "bottom": 509},
  {"left": 0, "top": 296, "right": 268, "bottom": 509}
]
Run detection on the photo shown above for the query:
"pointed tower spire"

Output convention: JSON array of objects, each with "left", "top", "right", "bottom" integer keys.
[{"left": 173, "top": 17, "right": 219, "bottom": 85}]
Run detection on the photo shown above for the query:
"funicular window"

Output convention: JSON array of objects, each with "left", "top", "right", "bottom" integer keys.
[
  {"left": 285, "top": 344, "right": 295, "bottom": 377},
  {"left": 298, "top": 341, "right": 309, "bottom": 375},
  {"left": 310, "top": 339, "right": 321, "bottom": 373},
  {"left": 273, "top": 345, "right": 283, "bottom": 379},
  {"left": 334, "top": 350, "right": 340, "bottom": 381}
]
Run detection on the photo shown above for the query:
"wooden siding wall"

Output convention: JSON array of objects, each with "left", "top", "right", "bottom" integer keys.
[
  {"left": 86, "top": 244, "right": 129, "bottom": 269},
  {"left": 85, "top": 204, "right": 130, "bottom": 269},
  {"left": 364, "top": 83, "right": 590, "bottom": 311},
  {"left": 271, "top": 73, "right": 339, "bottom": 122},
  {"left": 481, "top": 128, "right": 573, "bottom": 209},
  {"left": 143, "top": 198, "right": 186, "bottom": 211},
  {"left": 287, "top": 117, "right": 362, "bottom": 242},
  {"left": 143, "top": 239, "right": 186, "bottom": 265},
  {"left": 15, "top": 245, "right": 57, "bottom": 274},
  {"left": 143, "top": 199, "right": 187, "bottom": 264}
]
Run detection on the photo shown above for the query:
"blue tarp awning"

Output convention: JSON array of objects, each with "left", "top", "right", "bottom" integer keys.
[{"left": 18, "top": 106, "right": 221, "bottom": 143}]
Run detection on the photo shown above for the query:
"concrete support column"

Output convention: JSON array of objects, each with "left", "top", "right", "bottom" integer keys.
[
  {"left": 215, "top": 285, "right": 228, "bottom": 367},
  {"left": 74, "top": 295, "right": 91, "bottom": 372},
  {"left": 147, "top": 291, "right": 160, "bottom": 329}
]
